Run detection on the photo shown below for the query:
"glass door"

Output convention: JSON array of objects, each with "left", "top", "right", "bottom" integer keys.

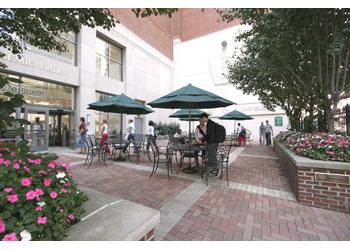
[
  {"left": 49, "top": 110, "right": 75, "bottom": 148},
  {"left": 24, "top": 107, "right": 49, "bottom": 151}
]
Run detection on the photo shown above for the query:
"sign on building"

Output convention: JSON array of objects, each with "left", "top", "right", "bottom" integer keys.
[{"left": 275, "top": 116, "right": 283, "bottom": 127}]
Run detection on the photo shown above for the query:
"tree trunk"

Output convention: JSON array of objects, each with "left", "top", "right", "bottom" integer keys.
[
  {"left": 327, "top": 114, "right": 335, "bottom": 133},
  {"left": 287, "top": 110, "right": 301, "bottom": 131}
]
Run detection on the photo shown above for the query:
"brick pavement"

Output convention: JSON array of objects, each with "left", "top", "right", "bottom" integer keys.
[
  {"left": 228, "top": 156, "right": 291, "bottom": 192},
  {"left": 243, "top": 145, "right": 278, "bottom": 158},
  {"left": 64, "top": 144, "right": 350, "bottom": 241},
  {"left": 163, "top": 185, "right": 350, "bottom": 241},
  {"left": 71, "top": 163, "right": 193, "bottom": 210}
]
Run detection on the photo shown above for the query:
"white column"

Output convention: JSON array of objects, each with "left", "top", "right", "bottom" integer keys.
[{"left": 76, "top": 26, "right": 97, "bottom": 136}]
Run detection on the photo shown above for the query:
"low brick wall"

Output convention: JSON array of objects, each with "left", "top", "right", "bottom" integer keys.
[{"left": 274, "top": 139, "right": 350, "bottom": 213}]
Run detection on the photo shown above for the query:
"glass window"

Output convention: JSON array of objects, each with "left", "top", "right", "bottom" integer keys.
[
  {"left": 0, "top": 73, "right": 74, "bottom": 110},
  {"left": 95, "top": 92, "right": 121, "bottom": 136},
  {"left": 25, "top": 31, "right": 77, "bottom": 65},
  {"left": 96, "top": 36, "right": 123, "bottom": 81},
  {"left": 96, "top": 55, "right": 109, "bottom": 77},
  {"left": 110, "top": 44, "right": 122, "bottom": 63}
]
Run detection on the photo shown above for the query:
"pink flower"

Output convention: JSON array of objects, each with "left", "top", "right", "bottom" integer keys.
[
  {"left": 38, "top": 170, "right": 46, "bottom": 175},
  {"left": 37, "top": 216, "right": 47, "bottom": 225},
  {"left": 34, "top": 159, "right": 42, "bottom": 165},
  {"left": 0, "top": 158, "right": 4, "bottom": 164},
  {"left": 3, "top": 187, "right": 14, "bottom": 193},
  {"left": 35, "top": 188, "right": 44, "bottom": 196},
  {"left": 50, "top": 191, "right": 58, "bottom": 199},
  {"left": 24, "top": 166, "right": 30, "bottom": 173},
  {"left": 18, "top": 159, "right": 23, "bottom": 164},
  {"left": 26, "top": 190, "right": 37, "bottom": 200},
  {"left": 68, "top": 214, "right": 75, "bottom": 220},
  {"left": 60, "top": 188, "right": 68, "bottom": 193},
  {"left": 4, "top": 160, "right": 11, "bottom": 167},
  {"left": 7, "top": 194, "right": 19, "bottom": 203},
  {"left": 13, "top": 163, "right": 20, "bottom": 170},
  {"left": 48, "top": 162, "right": 55, "bottom": 169},
  {"left": 21, "top": 177, "right": 32, "bottom": 187},
  {"left": 35, "top": 206, "right": 42, "bottom": 212},
  {"left": 0, "top": 219, "right": 6, "bottom": 233},
  {"left": 43, "top": 179, "right": 52, "bottom": 187},
  {"left": 64, "top": 162, "right": 71, "bottom": 170},
  {"left": 64, "top": 182, "right": 71, "bottom": 187},
  {"left": 2, "top": 232, "right": 18, "bottom": 241},
  {"left": 28, "top": 158, "right": 34, "bottom": 164}
]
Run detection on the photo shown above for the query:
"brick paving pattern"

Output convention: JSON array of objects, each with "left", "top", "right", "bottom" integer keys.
[
  {"left": 228, "top": 156, "right": 291, "bottom": 192},
  {"left": 164, "top": 185, "right": 350, "bottom": 241},
  {"left": 71, "top": 163, "right": 193, "bottom": 210},
  {"left": 61, "top": 144, "right": 350, "bottom": 241},
  {"left": 243, "top": 145, "right": 278, "bottom": 158}
]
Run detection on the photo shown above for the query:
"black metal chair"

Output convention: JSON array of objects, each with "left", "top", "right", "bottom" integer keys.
[
  {"left": 202, "top": 140, "right": 232, "bottom": 186},
  {"left": 125, "top": 134, "right": 152, "bottom": 164},
  {"left": 149, "top": 139, "right": 173, "bottom": 179},
  {"left": 84, "top": 135, "right": 107, "bottom": 167}
]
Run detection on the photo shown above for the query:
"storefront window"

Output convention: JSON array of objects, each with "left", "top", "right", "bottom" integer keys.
[
  {"left": 95, "top": 92, "right": 121, "bottom": 136},
  {"left": 0, "top": 73, "right": 74, "bottom": 110},
  {"left": 96, "top": 37, "right": 123, "bottom": 81},
  {"left": 25, "top": 31, "right": 77, "bottom": 65}
]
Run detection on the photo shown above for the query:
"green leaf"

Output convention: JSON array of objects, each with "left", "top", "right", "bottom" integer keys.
[{"left": 0, "top": 210, "right": 12, "bottom": 219}]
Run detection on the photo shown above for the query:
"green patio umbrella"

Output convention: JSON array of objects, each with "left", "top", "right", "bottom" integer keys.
[
  {"left": 148, "top": 83, "right": 234, "bottom": 143},
  {"left": 88, "top": 94, "right": 154, "bottom": 114},
  {"left": 88, "top": 94, "right": 154, "bottom": 160},
  {"left": 220, "top": 110, "right": 254, "bottom": 120},
  {"left": 219, "top": 110, "right": 254, "bottom": 134},
  {"left": 169, "top": 109, "right": 206, "bottom": 119},
  {"left": 170, "top": 109, "right": 209, "bottom": 135},
  {"left": 148, "top": 83, "right": 234, "bottom": 109}
]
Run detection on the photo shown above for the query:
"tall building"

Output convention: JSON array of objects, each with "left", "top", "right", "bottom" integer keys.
[{"left": 0, "top": 8, "right": 288, "bottom": 151}]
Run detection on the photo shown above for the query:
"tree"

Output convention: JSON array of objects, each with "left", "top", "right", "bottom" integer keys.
[
  {"left": 220, "top": 8, "right": 350, "bottom": 133},
  {"left": 0, "top": 8, "right": 177, "bottom": 141}
]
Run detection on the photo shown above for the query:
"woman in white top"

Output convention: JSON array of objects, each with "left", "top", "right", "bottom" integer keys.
[{"left": 99, "top": 119, "right": 111, "bottom": 155}]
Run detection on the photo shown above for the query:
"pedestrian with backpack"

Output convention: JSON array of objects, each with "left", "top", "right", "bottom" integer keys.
[
  {"left": 238, "top": 125, "right": 247, "bottom": 147},
  {"left": 199, "top": 113, "right": 226, "bottom": 175}
]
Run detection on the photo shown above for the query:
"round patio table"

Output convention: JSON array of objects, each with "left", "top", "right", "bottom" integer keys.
[{"left": 169, "top": 143, "right": 207, "bottom": 174}]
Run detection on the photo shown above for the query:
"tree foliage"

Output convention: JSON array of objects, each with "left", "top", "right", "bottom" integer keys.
[
  {"left": 219, "top": 8, "right": 350, "bottom": 132},
  {"left": 131, "top": 8, "right": 178, "bottom": 18},
  {"left": 0, "top": 8, "right": 177, "bottom": 140}
]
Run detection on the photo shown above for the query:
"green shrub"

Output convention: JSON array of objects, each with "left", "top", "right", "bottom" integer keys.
[{"left": 0, "top": 146, "right": 88, "bottom": 240}]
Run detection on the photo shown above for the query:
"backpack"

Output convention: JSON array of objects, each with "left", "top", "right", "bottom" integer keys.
[
  {"left": 239, "top": 127, "right": 246, "bottom": 136},
  {"left": 214, "top": 122, "right": 226, "bottom": 143}
]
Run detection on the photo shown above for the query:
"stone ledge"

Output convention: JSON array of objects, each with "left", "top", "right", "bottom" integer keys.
[
  {"left": 65, "top": 186, "right": 160, "bottom": 241},
  {"left": 274, "top": 139, "right": 350, "bottom": 170}
]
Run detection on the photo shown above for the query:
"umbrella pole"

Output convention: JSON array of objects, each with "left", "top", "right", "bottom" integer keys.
[
  {"left": 114, "top": 113, "right": 126, "bottom": 161},
  {"left": 189, "top": 110, "right": 192, "bottom": 145}
]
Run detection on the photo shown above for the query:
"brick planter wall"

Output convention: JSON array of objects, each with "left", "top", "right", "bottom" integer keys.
[{"left": 274, "top": 140, "right": 350, "bottom": 213}]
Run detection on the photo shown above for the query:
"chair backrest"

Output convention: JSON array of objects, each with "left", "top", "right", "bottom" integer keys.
[
  {"left": 87, "top": 135, "right": 99, "bottom": 148},
  {"left": 217, "top": 143, "right": 232, "bottom": 163},
  {"left": 246, "top": 130, "right": 252, "bottom": 139}
]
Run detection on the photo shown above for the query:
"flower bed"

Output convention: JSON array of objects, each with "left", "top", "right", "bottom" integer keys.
[
  {"left": 0, "top": 147, "right": 88, "bottom": 241},
  {"left": 278, "top": 131, "right": 350, "bottom": 162}
]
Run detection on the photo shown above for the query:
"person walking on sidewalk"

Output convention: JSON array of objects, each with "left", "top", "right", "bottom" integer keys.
[
  {"left": 259, "top": 122, "right": 266, "bottom": 144},
  {"left": 265, "top": 120, "right": 274, "bottom": 146},
  {"left": 79, "top": 117, "right": 88, "bottom": 154}
]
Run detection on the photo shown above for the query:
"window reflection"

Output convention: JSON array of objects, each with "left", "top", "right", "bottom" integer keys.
[
  {"left": 95, "top": 92, "right": 121, "bottom": 136},
  {"left": 0, "top": 73, "right": 74, "bottom": 110},
  {"left": 96, "top": 36, "right": 123, "bottom": 81},
  {"left": 25, "top": 31, "right": 77, "bottom": 65}
]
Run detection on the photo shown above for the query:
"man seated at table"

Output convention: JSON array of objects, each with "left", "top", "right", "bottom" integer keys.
[{"left": 194, "top": 118, "right": 207, "bottom": 168}]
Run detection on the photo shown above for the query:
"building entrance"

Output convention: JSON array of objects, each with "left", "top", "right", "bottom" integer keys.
[{"left": 49, "top": 110, "right": 75, "bottom": 148}]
